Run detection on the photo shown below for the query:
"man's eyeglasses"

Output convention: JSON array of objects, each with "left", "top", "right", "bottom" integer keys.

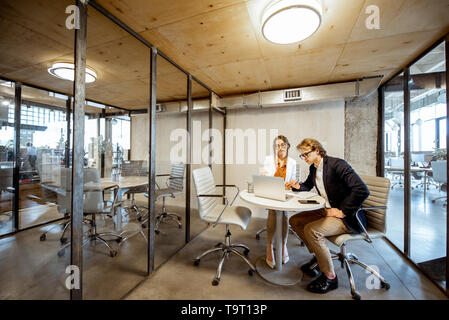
[
  {"left": 275, "top": 143, "right": 287, "bottom": 150},
  {"left": 299, "top": 150, "right": 314, "bottom": 159}
]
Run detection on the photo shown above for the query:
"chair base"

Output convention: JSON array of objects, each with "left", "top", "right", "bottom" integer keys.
[
  {"left": 57, "top": 216, "right": 123, "bottom": 258},
  {"left": 40, "top": 218, "right": 71, "bottom": 243},
  {"left": 194, "top": 226, "right": 255, "bottom": 286},
  {"left": 328, "top": 244, "right": 390, "bottom": 300},
  {"left": 155, "top": 211, "right": 182, "bottom": 232}
]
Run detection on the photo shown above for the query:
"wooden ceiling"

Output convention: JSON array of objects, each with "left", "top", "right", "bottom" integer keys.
[{"left": 0, "top": 0, "right": 448, "bottom": 111}]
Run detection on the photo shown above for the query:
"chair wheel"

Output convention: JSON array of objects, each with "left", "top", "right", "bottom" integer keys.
[
  {"left": 155, "top": 230, "right": 160, "bottom": 235},
  {"left": 58, "top": 249, "right": 65, "bottom": 257},
  {"left": 194, "top": 259, "right": 200, "bottom": 266},
  {"left": 177, "top": 216, "right": 182, "bottom": 221},
  {"left": 110, "top": 251, "right": 117, "bottom": 257},
  {"left": 142, "top": 224, "right": 147, "bottom": 229},
  {"left": 40, "top": 234, "right": 46, "bottom": 241},
  {"left": 178, "top": 224, "right": 182, "bottom": 229},
  {"left": 255, "top": 234, "right": 260, "bottom": 240},
  {"left": 244, "top": 249, "right": 250, "bottom": 256},
  {"left": 60, "top": 237, "right": 68, "bottom": 244},
  {"left": 115, "top": 238, "right": 122, "bottom": 243},
  {"left": 212, "top": 279, "right": 220, "bottom": 286},
  {"left": 381, "top": 282, "right": 390, "bottom": 290},
  {"left": 137, "top": 216, "right": 142, "bottom": 222},
  {"left": 248, "top": 269, "right": 254, "bottom": 276},
  {"left": 352, "top": 292, "right": 361, "bottom": 300}
]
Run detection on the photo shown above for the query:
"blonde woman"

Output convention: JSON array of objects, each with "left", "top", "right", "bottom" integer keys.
[{"left": 261, "top": 135, "right": 297, "bottom": 268}]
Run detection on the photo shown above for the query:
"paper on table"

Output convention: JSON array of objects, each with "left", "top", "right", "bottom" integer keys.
[{"left": 286, "top": 191, "right": 318, "bottom": 200}]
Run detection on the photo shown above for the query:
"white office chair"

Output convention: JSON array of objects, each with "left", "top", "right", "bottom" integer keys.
[
  {"left": 389, "top": 157, "right": 405, "bottom": 189},
  {"left": 141, "top": 163, "right": 185, "bottom": 234},
  {"left": 56, "top": 168, "right": 124, "bottom": 257},
  {"left": 325, "top": 175, "right": 391, "bottom": 300},
  {"left": 431, "top": 161, "right": 447, "bottom": 206},
  {"left": 192, "top": 166, "right": 255, "bottom": 286}
]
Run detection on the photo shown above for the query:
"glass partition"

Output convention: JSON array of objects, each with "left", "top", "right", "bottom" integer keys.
[
  {"left": 0, "top": 80, "right": 15, "bottom": 236},
  {"left": 153, "top": 56, "right": 187, "bottom": 267},
  {"left": 409, "top": 42, "right": 447, "bottom": 288},
  {"left": 82, "top": 4, "right": 149, "bottom": 299},
  {"left": 0, "top": 0, "right": 75, "bottom": 300},
  {"left": 384, "top": 72, "right": 405, "bottom": 251},
  {"left": 190, "top": 79, "right": 212, "bottom": 239},
  {"left": 18, "top": 85, "right": 69, "bottom": 230}
]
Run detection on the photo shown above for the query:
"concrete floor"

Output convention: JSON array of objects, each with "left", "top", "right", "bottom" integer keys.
[
  {"left": 385, "top": 179, "right": 447, "bottom": 288},
  {"left": 0, "top": 185, "right": 447, "bottom": 300},
  {"left": 0, "top": 203, "right": 207, "bottom": 300},
  {"left": 125, "top": 216, "right": 447, "bottom": 300}
]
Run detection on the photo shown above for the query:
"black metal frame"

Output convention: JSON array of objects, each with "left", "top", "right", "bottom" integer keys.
[
  {"left": 185, "top": 75, "right": 192, "bottom": 244},
  {"left": 378, "top": 32, "right": 449, "bottom": 296},
  {"left": 13, "top": 82, "right": 21, "bottom": 232},
  {"left": 70, "top": 0, "right": 88, "bottom": 300},
  {"left": 147, "top": 47, "right": 157, "bottom": 275}
]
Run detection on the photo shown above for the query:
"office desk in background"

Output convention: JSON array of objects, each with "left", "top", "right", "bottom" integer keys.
[
  {"left": 385, "top": 166, "right": 432, "bottom": 197},
  {"left": 100, "top": 176, "right": 148, "bottom": 230}
]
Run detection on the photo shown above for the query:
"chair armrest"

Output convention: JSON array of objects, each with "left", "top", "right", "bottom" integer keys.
[
  {"left": 362, "top": 206, "right": 387, "bottom": 211},
  {"left": 103, "top": 184, "right": 119, "bottom": 191},
  {"left": 197, "top": 194, "right": 229, "bottom": 227},
  {"left": 355, "top": 206, "right": 387, "bottom": 243},
  {"left": 215, "top": 184, "right": 239, "bottom": 206},
  {"left": 6, "top": 187, "right": 15, "bottom": 193},
  {"left": 156, "top": 174, "right": 170, "bottom": 177},
  {"left": 356, "top": 206, "right": 386, "bottom": 243},
  {"left": 355, "top": 209, "right": 372, "bottom": 243}
]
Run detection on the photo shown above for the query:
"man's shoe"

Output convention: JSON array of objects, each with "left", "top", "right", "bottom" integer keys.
[
  {"left": 300, "top": 256, "right": 320, "bottom": 277},
  {"left": 307, "top": 273, "right": 338, "bottom": 294}
]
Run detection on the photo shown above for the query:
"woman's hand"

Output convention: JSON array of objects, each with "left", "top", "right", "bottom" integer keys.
[{"left": 325, "top": 208, "right": 345, "bottom": 218}]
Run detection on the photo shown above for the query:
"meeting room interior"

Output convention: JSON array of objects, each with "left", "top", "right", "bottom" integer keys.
[{"left": 0, "top": 0, "right": 448, "bottom": 301}]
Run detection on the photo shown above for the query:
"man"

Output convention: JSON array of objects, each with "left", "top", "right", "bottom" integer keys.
[
  {"left": 286, "top": 138, "right": 369, "bottom": 294},
  {"left": 26, "top": 142, "right": 37, "bottom": 170}
]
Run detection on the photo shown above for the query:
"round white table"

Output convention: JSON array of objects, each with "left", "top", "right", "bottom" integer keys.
[{"left": 239, "top": 190, "right": 325, "bottom": 285}]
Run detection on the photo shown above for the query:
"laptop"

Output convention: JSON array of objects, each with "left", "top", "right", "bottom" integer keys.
[{"left": 253, "top": 174, "right": 287, "bottom": 201}]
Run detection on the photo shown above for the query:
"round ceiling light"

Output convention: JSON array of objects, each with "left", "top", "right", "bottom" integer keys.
[
  {"left": 261, "top": 0, "right": 323, "bottom": 45},
  {"left": 48, "top": 62, "right": 97, "bottom": 83}
]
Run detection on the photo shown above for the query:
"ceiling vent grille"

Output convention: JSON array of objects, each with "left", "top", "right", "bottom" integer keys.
[{"left": 284, "top": 89, "right": 301, "bottom": 101}]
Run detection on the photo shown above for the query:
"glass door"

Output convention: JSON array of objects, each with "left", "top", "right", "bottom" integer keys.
[
  {"left": 408, "top": 41, "right": 447, "bottom": 289},
  {"left": 384, "top": 72, "right": 405, "bottom": 251}
]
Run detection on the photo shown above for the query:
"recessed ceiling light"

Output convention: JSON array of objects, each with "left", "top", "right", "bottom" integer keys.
[
  {"left": 261, "top": 0, "right": 323, "bottom": 45},
  {"left": 2, "top": 100, "right": 9, "bottom": 106},
  {"left": 48, "top": 62, "right": 97, "bottom": 83}
]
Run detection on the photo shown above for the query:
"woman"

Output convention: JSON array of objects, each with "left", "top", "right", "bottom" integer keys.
[
  {"left": 286, "top": 138, "right": 369, "bottom": 294},
  {"left": 261, "top": 135, "right": 297, "bottom": 268}
]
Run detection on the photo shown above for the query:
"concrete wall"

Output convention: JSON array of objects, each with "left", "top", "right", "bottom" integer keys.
[{"left": 344, "top": 91, "right": 379, "bottom": 176}]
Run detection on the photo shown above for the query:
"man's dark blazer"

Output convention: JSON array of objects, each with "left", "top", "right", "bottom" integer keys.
[{"left": 292, "top": 156, "right": 370, "bottom": 233}]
